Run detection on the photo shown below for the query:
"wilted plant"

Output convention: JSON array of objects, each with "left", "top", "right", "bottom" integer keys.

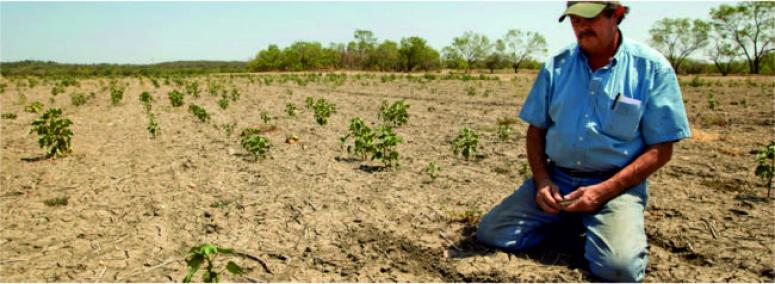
[
  {"left": 70, "top": 92, "right": 88, "bottom": 106},
  {"left": 1, "top": 112, "right": 17, "bottom": 119},
  {"left": 25, "top": 101, "right": 44, "bottom": 113},
  {"left": 169, "top": 90, "right": 185, "bottom": 107},
  {"left": 43, "top": 196, "right": 69, "bottom": 207},
  {"left": 188, "top": 104, "right": 210, "bottom": 122},
  {"left": 182, "top": 243, "right": 244, "bottom": 283},
  {"left": 312, "top": 98, "right": 336, "bottom": 126},
  {"left": 425, "top": 161, "right": 441, "bottom": 181},
  {"left": 222, "top": 122, "right": 236, "bottom": 137},
  {"left": 754, "top": 140, "right": 775, "bottom": 198},
  {"left": 260, "top": 111, "right": 272, "bottom": 124},
  {"left": 466, "top": 86, "right": 476, "bottom": 96},
  {"left": 452, "top": 127, "right": 479, "bottom": 160},
  {"left": 147, "top": 113, "right": 160, "bottom": 138},
  {"left": 285, "top": 103, "right": 298, "bottom": 117},
  {"left": 29, "top": 108, "right": 73, "bottom": 158},
  {"left": 378, "top": 99, "right": 410, "bottom": 127},
  {"left": 497, "top": 124, "right": 513, "bottom": 141}
]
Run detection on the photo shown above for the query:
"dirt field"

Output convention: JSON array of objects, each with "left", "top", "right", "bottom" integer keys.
[{"left": 1, "top": 72, "right": 773, "bottom": 282}]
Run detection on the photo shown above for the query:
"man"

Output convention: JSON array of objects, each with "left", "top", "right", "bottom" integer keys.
[{"left": 476, "top": 1, "right": 690, "bottom": 282}]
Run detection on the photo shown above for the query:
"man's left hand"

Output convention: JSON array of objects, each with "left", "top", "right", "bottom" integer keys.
[{"left": 562, "top": 184, "right": 608, "bottom": 213}]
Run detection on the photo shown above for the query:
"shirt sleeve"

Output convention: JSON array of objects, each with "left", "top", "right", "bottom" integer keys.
[
  {"left": 641, "top": 66, "right": 692, "bottom": 145},
  {"left": 519, "top": 64, "right": 552, "bottom": 129}
]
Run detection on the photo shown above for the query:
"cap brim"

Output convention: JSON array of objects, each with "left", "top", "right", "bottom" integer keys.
[{"left": 558, "top": 3, "right": 607, "bottom": 22}]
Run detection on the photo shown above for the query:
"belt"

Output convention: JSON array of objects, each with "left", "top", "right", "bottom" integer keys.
[{"left": 550, "top": 163, "right": 619, "bottom": 179}]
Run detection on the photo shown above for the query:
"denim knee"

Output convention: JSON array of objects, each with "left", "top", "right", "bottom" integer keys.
[{"left": 589, "top": 250, "right": 647, "bottom": 282}]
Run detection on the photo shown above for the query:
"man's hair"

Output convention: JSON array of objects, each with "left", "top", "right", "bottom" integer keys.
[{"left": 602, "top": 5, "right": 629, "bottom": 25}]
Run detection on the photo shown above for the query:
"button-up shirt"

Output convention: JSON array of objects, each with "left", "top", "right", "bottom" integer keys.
[{"left": 519, "top": 36, "right": 691, "bottom": 172}]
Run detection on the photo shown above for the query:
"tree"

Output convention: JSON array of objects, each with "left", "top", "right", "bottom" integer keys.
[
  {"left": 399, "top": 37, "right": 440, "bottom": 72},
  {"left": 353, "top": 29, "right": 378, "bottom": 69},
  {"left": 710, "top": 2, "right": 774, "bottom": 74},
  {"left": 707, "top": 35, "right": 740, "bottom": 76},
  {"left": 374, "top": 40, "right": 400, "bottom": 71},
  {"left": 282, "top": 41, "right": 327, "bottom": 71},
  {"left": 484, "top": 39, "right": 506, "bottom": 73},
  {"left": 502, "top": 29, "right": 547, "bottom": 73},
  {"left": 449, "top": 31, "right": 492, "bottom": 72},
  {"left": 649, "top": 18, "right": 710, "bottom": 74},
  {"left": 248, "top": 44, "right": 284, "bottom": 71},
  {"left": 442, "top": 46, "right": 466, "bottom": 70}
]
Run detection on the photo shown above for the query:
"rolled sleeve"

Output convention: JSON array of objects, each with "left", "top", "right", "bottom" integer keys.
[
  {"left": 519, "top": 65, "right": 552, "bottom": 129},
  {"left": 641, "top": 66, "right": 691, "bottom": 145}
]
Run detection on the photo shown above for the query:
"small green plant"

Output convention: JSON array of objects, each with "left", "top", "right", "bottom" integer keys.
[
  {"left": 754, "top": 140, "right": 775, "bottom": 198},
  {"left": 147, "top": 113, "right": 160, "bottom": 138},
  {"left": 452, "top": 127, "right": 479, "bottom": 160},
  {"left": 497, "top": 124, "right": 513, "bottom": 141},
  {"left": 2, "top": 112, "right": 17, "bottom": 119},
  {"left": 466, "top": 86, "right": 476, "bottom": 96},
  {"left": 260, "top": 111, "right": 272, "bottom": 124},
  {"left": 425, "top": 161, "right": 441, "bottom": 181},
  {"left": 689, "top": 75, "right": 703, "bottom": 88},
  {"left": 483, "top": 89, "right": 493, "bottom": 97},
  {"left": 229, "top": 88, "right": 240, "bottom": 102},
  {"left": 378, "top": 99, "right": 410, "bottom": 127},
  {"left": 109, "top": 80, "right": 125, "bottom": 106},
  {"left": 43, "top": 196, "right": 69, "bottom": 207},
  {"left": 285, "top": 103, "right": 298, "bottom": 117},
  {"left": 25, "top": 101, "right": 44, "bottom": 113},
  {"left": 186, "top": 81, "right": 200, "bottom": 98},
  {"left": 341, "top": 117, "right": 375, "bottom": 160},
  {"left": 139, "top": 91, "right": 154, "bottom": 111},
  {"left": 150, "top": 78, "right": 160, "bottom": 89},
  {"left": 218, "top": 96, "right": 229, "bottom": 110},
  {"left": 222, "top": 122, "right": 236, "bottom": 137},
  {"left": 708, "top": 92, "right": 718, "bottom": 110},
  {"left": 70, "top": 92, "right": 88, "bottom": 106},
  {"left": 188, "top": 104, "right": 210, "bottom": 122},
  {"left": 373, "top": 125, "right": 402, "bottom": 167},
  {"left": 240, "top": 130, "right": 271, "bottom": 160},
  {"left": 304, "top": 96, "right": 315, "bottom": 109},
  {"left": 183, "top": 243, "right": 244, "bottom": 283},
  {"left": 29, "top": 108, "right": 73, "bottom": 158},
  {"left": 312, "top": 98, "right": 336, "bottom": 126},
  {"left": 50, "top": 84, "right": 65, "bottom": 96},
  {"left": 169, "top": 90, "right": 185, "bottom": 107}
]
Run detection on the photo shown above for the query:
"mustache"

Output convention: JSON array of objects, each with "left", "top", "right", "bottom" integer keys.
[{"left": 578, "top": 30, "right": 596, "bottom": 39}]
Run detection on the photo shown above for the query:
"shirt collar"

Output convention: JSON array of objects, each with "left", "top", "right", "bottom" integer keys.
[{"left": 577, "top": 29, "right": 627, "bottom": 68}]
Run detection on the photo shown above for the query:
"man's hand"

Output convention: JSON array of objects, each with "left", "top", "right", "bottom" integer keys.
[
  {"left": 534, "top": 178, "right": 564, "bottom": 214},
  {"left": 562, "top": 184, "right": 606, "bottom": 213}
]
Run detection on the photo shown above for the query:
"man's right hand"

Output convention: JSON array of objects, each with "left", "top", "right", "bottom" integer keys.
[{"left": 534, "top": 178, "right": 564, "bottom": 214}]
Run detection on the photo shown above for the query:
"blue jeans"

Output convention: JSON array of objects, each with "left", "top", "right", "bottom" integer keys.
[{"left": 476, "top": 166, "right": 648, "bottom": 282}]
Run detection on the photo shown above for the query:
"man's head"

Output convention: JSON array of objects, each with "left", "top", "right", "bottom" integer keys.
[{"left": 559, "top": 1, "right": 629, "bottom": 56}]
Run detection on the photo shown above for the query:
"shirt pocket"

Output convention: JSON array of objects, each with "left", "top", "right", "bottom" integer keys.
[{"left": 597, "top": 93, "right": 643, "bottom": 141}]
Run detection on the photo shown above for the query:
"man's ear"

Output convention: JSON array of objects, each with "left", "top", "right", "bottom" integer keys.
[{"left": 614, "top": 6, "right": 625, "bottom": 19}]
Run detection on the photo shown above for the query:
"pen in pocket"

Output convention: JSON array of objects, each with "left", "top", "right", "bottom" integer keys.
[{"left": 611, "top": 93, "right": 621, "bottom": 110}]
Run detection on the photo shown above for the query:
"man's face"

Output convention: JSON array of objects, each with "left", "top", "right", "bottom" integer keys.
[{"left": 570, "top": 12, "right": 619, "bottom": 54}]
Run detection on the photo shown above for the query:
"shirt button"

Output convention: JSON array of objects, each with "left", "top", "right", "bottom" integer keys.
[{"left": 576, "top": 161, "right": 582, "bottom": 166}]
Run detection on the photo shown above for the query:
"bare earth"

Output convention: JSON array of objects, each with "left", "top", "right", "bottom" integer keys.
[{"left": 1, "top": 72, "right": 773, "bottom": 282}]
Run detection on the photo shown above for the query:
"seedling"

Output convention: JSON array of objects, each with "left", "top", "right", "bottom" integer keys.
[
  {"left": 186, "top": 81, "right": 200, "bottom": 98},
  {"left": 285, "top": 103, "right": 298, "bottom": 117},
  {"left": 373, "top": 125, "right": 402, "bottom": 168},
  {"left": 708, "top": 92, "right": 718, "bottom": 110},
  {"left": 25, "top": 102, "right": 44, "bottom": 113},
  {"left": 304, "top": 97, "right": 315, "bottom": 109},
  {"left": 2, "top": 112, "right": 17, "bottom": 119},
  {"left": 466, "top": 86, "right": 476, "bottom": 96},
  {"left": 139, "top": 91, "right": 154, "bottom": 111},
  {"left": 260, "top": 111, "right": 272, "bottom": 124},
  {"left": 222, "top": 122, "right": 236, "bottom": 137},
  {"left": 425, "top": 161, "right": 441, "bottom": 181},
  {"left": 169, "top": 90, "right": 185, "bottom": 107},
  {"left": 182, "top": 243, "right": 244, "bottom": 283},
  {"left": 71, "top": 92, "right": 88, "bottom": 106},
  {"left": 51, "top": 85, "right": 65, "bottom": 96},
  {"left": 378, "top": 100, "right": 410, "bottom": 127},
  {"left": 452, "top": 127, "right": 479, "bottom": 160},
  {"left": 229, "top": 88, "right": 240, "bottom": 102},
  {"left": 218, "top": 96, "right": 229, "bottom": 110},
  {"left": 497, "top": 124, "right": 513, "bottom": 141},
  {"left": 150, "top": 78, "right": 160, "bottom": 89},
  {"left": 241, "top": 129, "right": 271, "bottom": 160},
  {"left": 147, "top": 113, "right": 160, "bottom": 138},
  {"left": 188, "top": 104, "right": 210, "bottom": 122},
  {"left": 29, "top": 108, "right": 73, "bottom": 158},
  {"left": 109, "top": 80, "right": 125, "bottom": 106},
  {"left": 340, "top": 117, "right": 375, "bottom": 160},
  {"left": 312, "top": 98, "right": 336, "bottom": 126},
  {"left": 43, "top": 196, "right": 68, "bottom": 207},
  {"left": 754, "top": 140, "right": 775, "bottom": 198}
]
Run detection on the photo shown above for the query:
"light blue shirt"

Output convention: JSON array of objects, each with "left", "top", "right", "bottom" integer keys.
[{"left": 519, "top": 36, "right": 691, "bottom": 172}]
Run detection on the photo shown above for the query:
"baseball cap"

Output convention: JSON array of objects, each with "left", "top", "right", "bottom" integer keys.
[{"left": 558, "top": 1, "right": 623, "bottom": 22}]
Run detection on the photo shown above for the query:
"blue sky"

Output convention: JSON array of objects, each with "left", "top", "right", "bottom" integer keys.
[{"left": 1, "top": 1, "right": 727, "bottom": 64}]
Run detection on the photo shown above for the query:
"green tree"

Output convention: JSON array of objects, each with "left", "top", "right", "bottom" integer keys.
[
  {"left": 374, "top": 40, "right": 401, "bottom": 71},
  {"left": 449, "top": 31, "right": 492, "bottom": 72},
  {"left": 399, "top": 37, "right": 440, "bottom": 72},
  {"left": 353, "top": 29, "right": 378, "bottom": 69},
  {"left": 248, "top": 44, "right": 284, "bottom": 71},
  {"left": 484, "top": 39, "right": 507, "bottom": 73},
  {"left": 649, "top": 18, "right": 711, "bottom": 73},
  {"left": 710, "top": 2, "right": 774, "bottom": 74},
  {"left": 502, "top": 29, "right": 548, "bottom": 73}
]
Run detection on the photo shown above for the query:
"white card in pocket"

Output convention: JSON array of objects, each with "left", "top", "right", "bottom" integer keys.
[{"left": 618, "top": 96, "right": 641, "bottom": 107}]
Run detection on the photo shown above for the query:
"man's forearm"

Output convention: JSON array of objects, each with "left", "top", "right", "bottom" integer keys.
[
  {"left": 526, "top": 125, "right": 550, "bottom": 184},
  {"left": 596, "top": 142, "right": 674, "bottom": 201}
]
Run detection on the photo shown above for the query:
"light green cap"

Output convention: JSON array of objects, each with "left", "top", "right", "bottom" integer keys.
[{"left": 558, "top": 1, "right": 621, "bottom": 22}]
